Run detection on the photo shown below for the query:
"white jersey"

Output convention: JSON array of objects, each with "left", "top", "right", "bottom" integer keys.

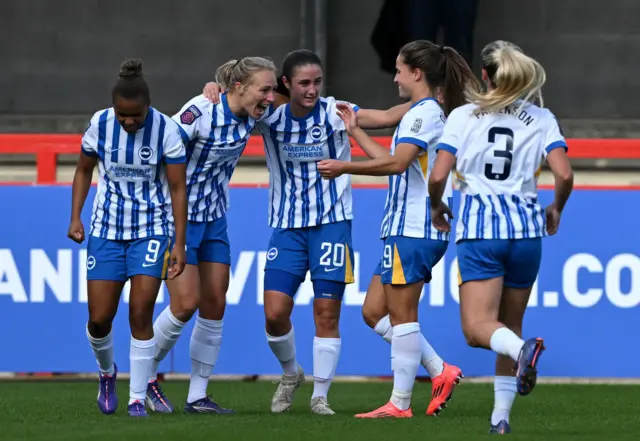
[
  {"left": 173, "top": 93, "right": 257, "bottom": 222},
  {"left": 436, "top": 102, "right": 568, "bottom": 242},
  {"left": 380, "top": 98, "right": 454, "bottom": 241},
  {"left": 258, "top": 96, "right": 356, "bottom": 229},
  {"left": 82, "top": 107, "right": 186, "bottom": 241}
]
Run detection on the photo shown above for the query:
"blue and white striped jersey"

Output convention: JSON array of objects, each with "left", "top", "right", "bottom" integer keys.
[
  {"left": 173, "top": 93, "right": 257, "bottom": 222},
  {"left": 82, "top": 107, "right": 186, "bottom": 241},
  {"left": 380, "top": 98, "right": 454, "bottom": 241},
  {"left": 436, "top": 101, "right": 568, "bottom": 242},
  {"left": 258, "top": 97, "right": 357, "bottom": 229}
]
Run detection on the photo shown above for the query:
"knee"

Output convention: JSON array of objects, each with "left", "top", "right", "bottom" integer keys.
[
  {"left": 87, "top": 319, "right": 112, "bottom": 338},
  {"left": 129, "top": 307, "right": 153, "bottom": 333},
  {"left": 264, "top": 302, "right": 291, "bottom": 330},
  {"left": 315, "top": 308, "right": 339, "bottom": 335},
  {"left": 172, "top": 293, "right": 200, "bottom": 322},
  {"left": 171, "top": 296, "right": 199, "bottom": 323},
  {"left": 199, "top": 290, "right": 227, "bottom": 317},
  {"left": 462, "top": 322, "right": 481, "bottom": 348},
  {"left": 362, "top": 303, "right": 385, "bottom": 329}
]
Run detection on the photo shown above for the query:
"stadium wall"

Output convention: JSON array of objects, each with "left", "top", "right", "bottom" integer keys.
[
  {"left": 1, "top": 0, "right": 638, "bottom": 120},
  {"left": 0, "top": 186, "right": 637, "bottom": 378}
]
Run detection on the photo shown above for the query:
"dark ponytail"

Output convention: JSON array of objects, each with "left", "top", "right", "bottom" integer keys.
[
  {"left": 440, "top": 47, "right": 480, "bottom": 115},
  {"left": 398, "top": 41, "right": 480, "bottom": 116},
  {"left": 111, "top": 58, "right": 150, "bottom": 104}
]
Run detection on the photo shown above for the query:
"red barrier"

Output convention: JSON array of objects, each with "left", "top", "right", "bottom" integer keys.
[{"left": 0, "top": 134, "right": 639, "bottom": 184}]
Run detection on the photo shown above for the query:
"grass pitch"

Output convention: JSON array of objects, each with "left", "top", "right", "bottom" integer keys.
[{"left": 2, "top": 379, "right": 639, "bottom": 441}]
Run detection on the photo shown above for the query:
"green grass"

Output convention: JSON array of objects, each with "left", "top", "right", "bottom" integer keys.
[{"left": 1, "top": 380, "right": 639, "bottom": 441}]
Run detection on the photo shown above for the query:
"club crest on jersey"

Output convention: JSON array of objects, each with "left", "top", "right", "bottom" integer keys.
[
  {"left": 410, "top": 118, "right": 423, "bottom": 133},
  {"left": 138, "top": 145, "right": 154, "bottom": 161},
  {"left": 180, "top": 105, "right": 202, "bottom": 125},
  {"left": 309, "top": 125, "right": 325, "bottom": 141}
]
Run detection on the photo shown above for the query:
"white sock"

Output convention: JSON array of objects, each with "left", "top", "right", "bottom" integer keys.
[
  {"left": 187, "top": 316, "right": 223, "bottom": 403},
  {"left": 374, "top": 315, "right": 393, "bottom": 343},
  {"left": 86, "top": 326, "right": 115, "bottom": 376},
  {"left": 390, "top": 322, "right": 421, "bottom": 411},
  {"left": 312, "top": 337, "right": 341, "bottom": 399},
  {"left": 375, "top": 315, "right": 444, "bottom": 377},
  {"left": 150, "top": 306, "right": 186, "bottom": 381},
  {"left": 266, "top": 327, "right": 298, "bottom": 375},
  {"left": 489, "top": 327, "right": 525, "bottom": 361},
  {"left": 419, "top": 334, "right": 444, "bottom": 377},
  {"left": 129, "top": 336, "right": 155, "bottom": 404},
  {"left": 491, "top": 376, "right": 517, "bottom": 425}
]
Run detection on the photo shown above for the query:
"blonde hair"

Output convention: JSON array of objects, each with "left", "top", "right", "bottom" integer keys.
[
  {"left": 215, "top": 56, "right": 276, "bottom": 91},
  {"left": 466, "top": 40, "right": 546, "bottom": 114}
]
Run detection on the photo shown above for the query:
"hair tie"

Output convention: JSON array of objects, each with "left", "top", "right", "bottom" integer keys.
[{"left": 439, "top": 45, "right": 445, "bottom": 54}]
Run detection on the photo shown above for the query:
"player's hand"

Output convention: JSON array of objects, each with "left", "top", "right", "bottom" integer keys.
[
  {"left": 167, "top": 243, "right": 186, "bottom": 280},
  {"left": 545, "top": 204, "right": 562, "bottom": 235},
  {"left": 317, "top": 159, "right": 346, "bottom": 179},
  {"left": 431, "top": 200, "right": 454, "bottom": 233},
  {"left": 203, "top": 82, "right": 222, "bottom": 104},
  {"left": 67, "top": 219, "right": 85, "bottom": 244},
  {"left": 336, "top": 103, "right": 358, "bottom": 134}
]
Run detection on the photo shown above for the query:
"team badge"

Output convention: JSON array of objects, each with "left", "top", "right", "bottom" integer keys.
[
  {"left": 138, "top": 145, "right": 154, "bottom": 161},
  {"left": 180, "top": 105, "right": 202, "bottom": 125},
  {"left": 410, "top": 118, "right": 423, "bottom": 133},
  {"left": 310, "top": 125, "right": 325, "bottom": 141}
]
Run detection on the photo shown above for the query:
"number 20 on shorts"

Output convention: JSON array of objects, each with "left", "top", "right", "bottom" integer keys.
[{"left": 319, "top": 242, "right": 346, "bottom": 268}]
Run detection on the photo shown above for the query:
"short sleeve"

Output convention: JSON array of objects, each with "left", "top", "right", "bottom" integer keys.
[
  {"left": 543, "top": 109, "right": 568, "bottom": 157},
  {"left": 395, "top": 108, "right": 439, "bottom": 151},
  {"left": 81, "top": 114, "right": 100, "bottom": 157},
  {"left": 336, "top": 100, "right": 359, "bottom": 113},
  {"left": 435, "top": 106, "right": 468, "bottom": 156},
  {"left": 172, "top": 96, "right": 208, "bottom": 142},
  {"left": 163, "top": 121, "right": 187, "bottom": 164}
]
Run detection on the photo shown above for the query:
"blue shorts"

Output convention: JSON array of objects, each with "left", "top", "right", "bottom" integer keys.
[
  {"left": 86, "top": 235, "right": 172, "bottom": 282},
  {"left": 457, "top": 238, "right": 542, "bottom": 288},
  {"left": 373, "top": 236, "right": 448, "bottom": 285},
  {"left": 186, "top": 217, "right": 231, "bottom": 266},
  {"left": 265, "top": 220, "right": 355, "bottom": 284}
]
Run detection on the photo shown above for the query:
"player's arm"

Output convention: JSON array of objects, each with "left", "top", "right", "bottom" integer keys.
[
  {"left": 356, "top": 102, "right": 411, "bottom": 130},
  {"left": 163, "top": 126, "right": 188, "bottom": 252},
  {"left": 544, "top": 113, "right": 573, "bottom": 213},
  {"left": 428, "top": 149, "right": 456, "bottom": 206},
  {"left": 319, "top": 104, "right": 421, "bottom": 178},
  {"left": 340, "top": 143, "right": 418, "bottom": 176},
  {"left": 428, "top": 109, "right": 463, "bottom": 207},
  {"left": 68, "top": 118, "right": 99, "bottom": 243},
  {"left": 349, "top": 126, "right": 389, "bottom": 159},
  {"left": 71, "top": 151, "right": 97, "bottom": 223}
]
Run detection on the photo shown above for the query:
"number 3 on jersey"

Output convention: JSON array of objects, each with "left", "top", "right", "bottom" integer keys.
[{"left": 484, "top": 127, "right": 514, "bottom": 181}]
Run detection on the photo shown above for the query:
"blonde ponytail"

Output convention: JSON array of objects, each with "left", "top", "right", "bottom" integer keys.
[
  {"left": 214, "top": 57, "right": 277, "bottom": 91},
  {"left": 466, "top": 40, "right": 546, "bottom": 114}
]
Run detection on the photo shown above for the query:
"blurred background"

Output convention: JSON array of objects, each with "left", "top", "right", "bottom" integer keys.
[
  {"left": 0, "top": 0, "right": 638, "bottom": 380},
  {"left": 1, "top": 0, "right": 639, "bottom": 183}
]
